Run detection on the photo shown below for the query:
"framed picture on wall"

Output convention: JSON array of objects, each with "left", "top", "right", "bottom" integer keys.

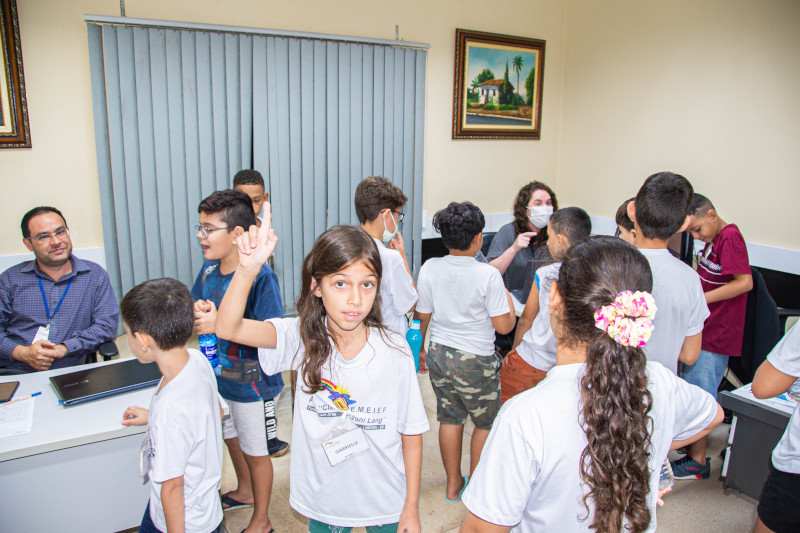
[
  {"left": 452, "top": 29, "right": 545, "bottom": 140},
  {"left": 0, "top": 0, "right": 31, "bottom": 148}
]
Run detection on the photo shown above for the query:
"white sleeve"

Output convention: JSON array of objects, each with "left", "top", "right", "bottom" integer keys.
[
  {"left": 258, "top": 317, "right": 303, "bottom": 375},
  {"left": 485, "top": 268, "right": 511, "bottom": 317},
  {"left": 668, "top": 370, "right": 719, "bottom": 442},
  {"left": 396, "top": 350, "right": 430, "bottom": 435},
  {"left": 386, "top": 250, "right": 418, "bottom": 315},
  {"left": 462, "top": 406, "right": 539, "bottom": 527},
  {"left": 686, "top": 275, "right": 710, "bottom": 336},
  {"left": 767, "top": 322, "right": 800, "bottom": 377},
  {"left": 150, "top": 414, "right": 191, "bottom": 483},
  {"left": 414, "top": 263, "right": 433, "bottom": 314}
]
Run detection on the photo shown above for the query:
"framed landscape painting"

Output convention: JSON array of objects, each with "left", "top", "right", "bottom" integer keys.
[
  {"left": 0, "top": 0, "right": 31, "bottom": 148},
  {"left": 452, "top": 29, "right": 545, "bottom": 140}
]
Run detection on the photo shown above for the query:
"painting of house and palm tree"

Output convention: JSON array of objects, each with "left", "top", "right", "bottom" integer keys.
[{"left": 452, "top": 29, "right": 545, "bottom": 139}]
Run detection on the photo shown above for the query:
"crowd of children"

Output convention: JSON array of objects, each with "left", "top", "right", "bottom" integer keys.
[{"left": 117, "top": 169, "right": 796, "bottom": 533}]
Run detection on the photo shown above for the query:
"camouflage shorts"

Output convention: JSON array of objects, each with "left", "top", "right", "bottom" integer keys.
[{"left": 427, "top": 341, "right": 501, "bottom": 430}]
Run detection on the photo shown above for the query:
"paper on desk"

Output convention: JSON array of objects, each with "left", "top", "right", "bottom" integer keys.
[
  {"left": 0, "top": 396, "right": 35, "bottom": 437},
  {"left": 734, "top": 383, "right": 798, "bottom": 413}
]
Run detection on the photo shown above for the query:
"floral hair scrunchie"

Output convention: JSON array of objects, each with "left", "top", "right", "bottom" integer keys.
[{"left": 594, "top": 290, "right": 657, "bottom": 347}]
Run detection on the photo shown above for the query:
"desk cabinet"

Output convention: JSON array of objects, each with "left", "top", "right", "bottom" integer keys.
[{"left": 719, "top": 390, "right": 792, "bottom": 500}]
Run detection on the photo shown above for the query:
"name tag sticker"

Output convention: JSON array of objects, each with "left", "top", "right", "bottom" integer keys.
[
  {"left": 322, "top": 426, "right": 369, "bottom": 467},
  {"left": 32, "top": 325, "right": 50, "bottom": 343}
]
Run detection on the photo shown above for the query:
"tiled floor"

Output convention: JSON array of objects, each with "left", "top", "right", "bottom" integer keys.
[
  {"left": 221, "top": 375, "right": 758, "bottom": 533},
  {"left": 118, "top": 336, "right": 758, "bottom": 533}
]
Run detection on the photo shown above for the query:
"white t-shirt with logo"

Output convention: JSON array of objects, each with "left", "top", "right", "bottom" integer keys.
[
  {"left": 416, "top": 255, "right": 511, "bottom": 356},
  {"left": 767, "top": 322, "right": 800, "bottom": 474},
  {"left": 639, "top": 248, "right": 709, "bottom": 373},
  {"left": 516, "top": 262, "right": 560, "bottom": 371},
  {"left": 374, "top": 238, "right": 418, "bottom": 336},
  {"left": 147, "top": 349, "right": 223, "bottom": 533},
  {"left": 259, "top": 317, "right": 430, "bottom": 527},
  {"left": 462, "top": 361, "right": 718, "bottom": 532}
]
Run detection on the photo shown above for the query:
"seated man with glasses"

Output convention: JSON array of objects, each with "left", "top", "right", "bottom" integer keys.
[{"left": 0, "top": 206, "right": 119, "bottom": 372}]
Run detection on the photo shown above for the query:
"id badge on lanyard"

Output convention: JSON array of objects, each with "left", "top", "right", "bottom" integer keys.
[{"left": 35, "top": 276, "right": 72, "bottom": 344}]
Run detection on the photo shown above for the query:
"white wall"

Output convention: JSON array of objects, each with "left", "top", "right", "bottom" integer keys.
[
  {"left": 1, "top": 0, "right": 567, "bottom": 255},
  {"left": 557, "top": 0, "right": 800, "bottom": 251},
  {"left": 2, "top": 0, "right": 798, "bottom": 267}
]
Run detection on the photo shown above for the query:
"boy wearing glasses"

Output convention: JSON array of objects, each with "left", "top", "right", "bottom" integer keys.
[
  {"left": 0, "top": 206, "right": 118, "bottom": 372},
  {"left": 355, "top": 176, "right": 418, "bottom": 336},
  {"left": 190, "top": 189, "right": 281, "bottom": 533}
]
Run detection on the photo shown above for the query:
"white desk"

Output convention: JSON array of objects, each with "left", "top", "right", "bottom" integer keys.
[{"left": 0, "top": 359, "right": 158, "bottom": 533}]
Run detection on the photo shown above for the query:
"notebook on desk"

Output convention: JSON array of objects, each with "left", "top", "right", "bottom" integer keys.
[{"left": 50, "top": 359, "right": 162, "bottom": 406}]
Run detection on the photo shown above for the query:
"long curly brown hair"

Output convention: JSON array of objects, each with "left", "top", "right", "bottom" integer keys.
[
  {"left": 511, "top": 181, "right": 558, "bottom": 247},
  {"left": 296, "top": 226, "right": 384, "bottom": 393},
  {"left": 556, "top": 236, "right": 654, "bottom": 533}
]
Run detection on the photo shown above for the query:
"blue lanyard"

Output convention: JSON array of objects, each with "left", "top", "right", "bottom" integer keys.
[{"left": 38, "top": 276, "right": 73, "bottom": 324}]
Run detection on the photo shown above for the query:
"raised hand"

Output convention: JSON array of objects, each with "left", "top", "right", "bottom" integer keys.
[
  {"left": 236, "top": 201, "right": 278, "bottom": 271},
  {"left": 513, "top": 231, "right": 536, "bottom": 252}
]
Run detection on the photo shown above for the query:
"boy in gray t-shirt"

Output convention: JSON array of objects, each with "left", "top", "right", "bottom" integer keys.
[
  {"left": 752, "top": 322, "right": 800, "bottom": 533},
  {"left": 628, "top": 172, "right": 709, "bottom": 375}
]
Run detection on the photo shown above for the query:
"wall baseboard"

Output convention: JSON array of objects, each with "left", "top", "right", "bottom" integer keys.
[
  {"left": 0, "top": 247, "right": 107, "bottom": 274},
  {"left": 423, "top": 212, "right": 800, "bottom": 276},
  {"left": 2, "top": 218, "right": 796, "bottom": 277}
]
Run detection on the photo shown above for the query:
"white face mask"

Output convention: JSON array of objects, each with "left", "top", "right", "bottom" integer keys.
[{"left": 527, "top": 205, "right": 553, "bottom": 229}]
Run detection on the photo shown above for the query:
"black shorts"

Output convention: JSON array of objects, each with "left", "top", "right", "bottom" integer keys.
[{"left": 757, "top": 462, "right": 800, "bottom": 533}]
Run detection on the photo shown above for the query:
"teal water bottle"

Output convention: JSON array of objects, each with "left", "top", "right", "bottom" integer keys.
[{"left": 406, "top": 320, "right": 423, "bottom": 373}]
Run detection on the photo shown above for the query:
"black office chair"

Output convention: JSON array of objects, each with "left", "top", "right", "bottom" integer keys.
[
  {"left": 758, "top": 266, "right": 800, "bottom": 333},
  {"left": 85, "top": 340, "right": 119, "bottom": 364},
  {"left": 725, "top": 267, "right": 781, "bottom": 386}
]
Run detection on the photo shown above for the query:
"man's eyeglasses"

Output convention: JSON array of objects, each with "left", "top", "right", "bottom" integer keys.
[
  {"left": 194, "top": 225, "right": 230, "bottom": 238},
  {"left": 614, "top": 227, "right": 621, "bottom": 238},
  {"left": 393, "top": 211, "right": 405, "bottom": 223},
  {"left": 27, "top": 228, "right": 70, "bottom": 244}
]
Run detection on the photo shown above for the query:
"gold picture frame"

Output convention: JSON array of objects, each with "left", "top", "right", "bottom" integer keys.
[
  {"left": 452, "top": 29, "right": 545, "bottom": 140},
  {"left": 1, "top": 0, "right": 31, "bottom": 148}
]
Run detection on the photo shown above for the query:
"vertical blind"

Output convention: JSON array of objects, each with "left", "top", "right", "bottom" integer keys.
[{"left": 87, "top": 18, "right": 427, "bottom": 313}]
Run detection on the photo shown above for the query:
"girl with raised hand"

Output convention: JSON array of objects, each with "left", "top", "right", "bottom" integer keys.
[
  {"left": 460, "top": 236, "right": 724, "bottom": 533},
  {"left": 216, "top": 205, "right": 429, "bottom": 533}
]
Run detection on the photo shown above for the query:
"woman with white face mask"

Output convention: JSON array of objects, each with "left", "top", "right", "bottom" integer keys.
[{"left": 486, "top": 181, "right": 558, "bottom": 302}]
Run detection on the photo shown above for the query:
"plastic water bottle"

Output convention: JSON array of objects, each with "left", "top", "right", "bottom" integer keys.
[
  {"left": 198, "top": 333, "right": 219, "bottom": 368},
  {"left": 406, "top": 320, "right": 423, "bottom": 373}
]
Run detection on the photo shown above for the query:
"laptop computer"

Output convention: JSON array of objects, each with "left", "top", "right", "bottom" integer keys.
[{"left": 50, "top": 359, "right": 162, "bottom": 406}]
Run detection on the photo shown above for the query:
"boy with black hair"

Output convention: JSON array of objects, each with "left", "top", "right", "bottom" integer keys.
[
  {"left": 615, "top": 197, "right": 636, "bottom": 246},
  {"left": 414, "top": 201, "right": 515, "bottom": 503},
  {"left": 355, "top": 176, "right": 417, "bottom": 336},
  {"left": 191, "top": 189, "right": 280, "bottom": 532},
  {"left": 120, "top": 278, "right": 224, "bottom": 533},
  {"left": 502, "top": 207, "right": 592, "bottom": 402},
  {"left": 627, "top": 171, "right": 709, "bottom": 377},
  {"left": 233, "top": 170, "right": 269, "bottom": 227},
  {"left": 673, "top": 193, "right": 752, "bottom": 479}
]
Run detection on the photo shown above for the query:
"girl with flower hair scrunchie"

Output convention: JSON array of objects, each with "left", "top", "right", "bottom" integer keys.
[{"left": 460, "top": 236, "right": 723, "bottom": 533}]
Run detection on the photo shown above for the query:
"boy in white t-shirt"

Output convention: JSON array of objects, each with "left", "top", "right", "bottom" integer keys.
[
  {"left": 414, "top": 201, "right": 516, "bottom": 503},
  {"left": 120, "top": 278, "right": 224, "bottom": 533},
  {"left": 752, "top": 322, "right": 800, "bottom": 533},
  {"left": 628, "top": 172, "right": 710, "bottom": 374},
  {"left": 355, "top": 176, "right": 418, "bottom": 336},
  {"left": 501, "top": 207, "right": 592, "bottom": 403}
]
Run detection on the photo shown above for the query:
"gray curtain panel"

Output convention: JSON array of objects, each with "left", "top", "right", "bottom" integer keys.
[{"left": 87, "top": 20, "right": 427, "bottom": 314}]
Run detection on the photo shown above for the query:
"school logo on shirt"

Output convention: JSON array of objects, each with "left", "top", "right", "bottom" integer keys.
[{"left": 321, "top": 378, "right": 356, "bottom": 411}]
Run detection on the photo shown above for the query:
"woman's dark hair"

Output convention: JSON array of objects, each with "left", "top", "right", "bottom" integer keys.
[
  {"left": 432, "top": 201, "right": 485, "bottom": 251},
  {"left": 296, "top": 226, "right": 384, "bottom": 393},
  {"left": 511, "top": 181, "right": 558, "bottom": 247},
  {"left": 555, "top": 236, "right": 654, "bottom": 533}
]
